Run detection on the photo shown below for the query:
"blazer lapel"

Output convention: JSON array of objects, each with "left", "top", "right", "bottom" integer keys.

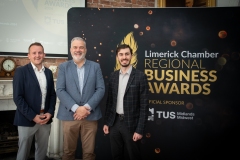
[
  {"left": 70, "top": 60, "right": 81, "bottom": 92},
  {"left": 82, "top": 60, "right": 90, "bottom": 90},
  {"left": 125, "top": 68, "right": 136, "bottom": 94},
  {"left": 27, "top": 63, "right": 40, "bottom": 87},
  {"left": 44, "top": 68, "right": 50, "bottom": 89},
  {"left": 114, "top": 71, "right": 120, "bottom": 97}
]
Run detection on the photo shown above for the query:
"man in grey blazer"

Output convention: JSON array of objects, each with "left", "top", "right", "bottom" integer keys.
[{"left": 56, "top": 37, "right": 105, "bottom": 160}]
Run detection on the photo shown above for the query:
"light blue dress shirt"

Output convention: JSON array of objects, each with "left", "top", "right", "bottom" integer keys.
[{"left": 71, "top": 60, "right": 91, "bottom": 112}]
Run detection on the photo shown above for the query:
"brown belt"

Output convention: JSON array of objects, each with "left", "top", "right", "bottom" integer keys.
[{"left": 40, "top": 109, "right": 44, "bottom": 115}]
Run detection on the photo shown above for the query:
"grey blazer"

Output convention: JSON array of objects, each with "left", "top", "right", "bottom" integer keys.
[{"left": 56, "top": 59, "right": 105, "bottom": 121}]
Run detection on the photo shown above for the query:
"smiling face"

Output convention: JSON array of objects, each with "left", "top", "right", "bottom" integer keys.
[
  {"left": 70, "top": 39, "right": 87, "bottom": 63},
  {"left": 28, "top": 45, "right": 45, "bottom": 68},
  {"left": 116, "top": 47, "right": 132, "bottom": 68}
]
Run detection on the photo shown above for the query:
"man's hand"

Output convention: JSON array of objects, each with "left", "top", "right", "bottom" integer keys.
[
  {"left": 132, "top": 132, "right": 142, "bottom": 141},
  {"left": 73, "top": 106, "right": 90, "bottom": 120},
  {"left": 33, "top": 115, "right": 44, "bottom": 124},
  {"left": 103, "top": 125, "right": 109, "bottom": 134},
  {"left": 40, "top": 113, "right": 52, "bottom": 125},
  {"left": 33, "top": 113, "right": 52, "bottom": 125}
]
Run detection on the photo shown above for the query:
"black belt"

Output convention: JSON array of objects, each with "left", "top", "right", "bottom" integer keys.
[{"left": 116, "top": 113, "right": 124, "bottom": 118}]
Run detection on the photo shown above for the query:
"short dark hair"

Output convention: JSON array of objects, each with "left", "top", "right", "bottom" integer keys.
[
  {"left": 116, "top": 44, "right": 133, "bottom": 55},
  {"left": 28, "top": 42, "right": 44, "bottom": 53}
]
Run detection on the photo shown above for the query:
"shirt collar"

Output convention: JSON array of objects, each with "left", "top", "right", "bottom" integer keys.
[
  {"left": 73, "top": 59, "right": 86, "bottom": 67},
  {"left": 119, "top": 65, "right": 132, "bottom": 75},
  {"left": 31, "top": 62, "right": 45, "bottom": 72}
]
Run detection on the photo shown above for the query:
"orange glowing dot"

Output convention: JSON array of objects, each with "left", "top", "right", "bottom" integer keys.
[
  {"left": 139, "top": 32, "right": 143, "bottom": 36},
  {"left": 171, "top": 40, "right": 177, "bottom": 47},
  {"left": 148, "top": 10, "right": 153, "bottom": 15},
  {"left": 100, "top": 43, "right": 102, "bottom": 45},
  {"left": 146, "top": 26, "right": 150, "bottom": 31},
  {"left": 146, "top": 133, "right": 151, "bottom": 138},
  {"left": 94, "top": 47, "right": 96, "bottom": 49},
  {"left": 186, "top": 102, "right": 193, "bottom": 110},
  {"left": 218, "top": 30, "right": 227, "bottom": 39},
  {"left": 155, "top": 148, "right": 161, "bottom": 154}
]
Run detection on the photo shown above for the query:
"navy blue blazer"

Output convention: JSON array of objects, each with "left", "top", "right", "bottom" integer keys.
[
  {"left": 104, "top": 68, "right": 149, "bottom": 135},
  {"left": 13, "top": 63, "right": 56, "bottom": 126}
]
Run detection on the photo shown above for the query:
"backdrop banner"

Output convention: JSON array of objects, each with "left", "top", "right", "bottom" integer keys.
[{"left": 68, "top": 7, "right": 240, "bottom": 160}]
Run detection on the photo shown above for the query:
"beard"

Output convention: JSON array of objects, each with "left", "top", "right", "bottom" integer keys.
[
  {"left": 72, "top": 52, "right": 85, "bottom": 61},
  {"left": 121, "top": 63, "right": 130, "bottom": 67},
  {"left": 120, "top": 59, "right": 130, "bottom": 67}
]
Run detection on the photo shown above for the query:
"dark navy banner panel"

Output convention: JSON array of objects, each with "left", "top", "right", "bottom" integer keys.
[{"left": 68, "top": 7, "right": 240, "bottom": 160}]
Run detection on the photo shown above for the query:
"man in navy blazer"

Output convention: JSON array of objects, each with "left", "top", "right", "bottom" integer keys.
[
  {"left": 13, "top": 42, "right": 56, "bottom": 160},
  {"left": 56, "top": 37, "right": 105, "bottom": 160},
  {"left": 103, "top": 44, "right": 149, "bottom": 160}
]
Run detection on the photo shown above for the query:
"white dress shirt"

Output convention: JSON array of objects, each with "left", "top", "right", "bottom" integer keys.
[
  {"left": 116, "top": 65, "right": 132, "bottom": 114},
  {"left": 31, "top": 63, "right": 47, "bottom": 110}
]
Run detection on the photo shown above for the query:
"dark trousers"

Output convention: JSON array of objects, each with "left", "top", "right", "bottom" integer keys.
[{"left": 109, "top": 115, "right": 142, "bottom": 160}]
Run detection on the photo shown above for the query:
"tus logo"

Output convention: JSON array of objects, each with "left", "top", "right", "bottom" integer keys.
[
  {"left": 148, "top": 108, "right": 176, "bottom": 121},
  {"left": 156, "top": 111, "right": 176, "bottom": 119},
  {"left": 148, "top": 108, "right": 154, "bottom": 121}
]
